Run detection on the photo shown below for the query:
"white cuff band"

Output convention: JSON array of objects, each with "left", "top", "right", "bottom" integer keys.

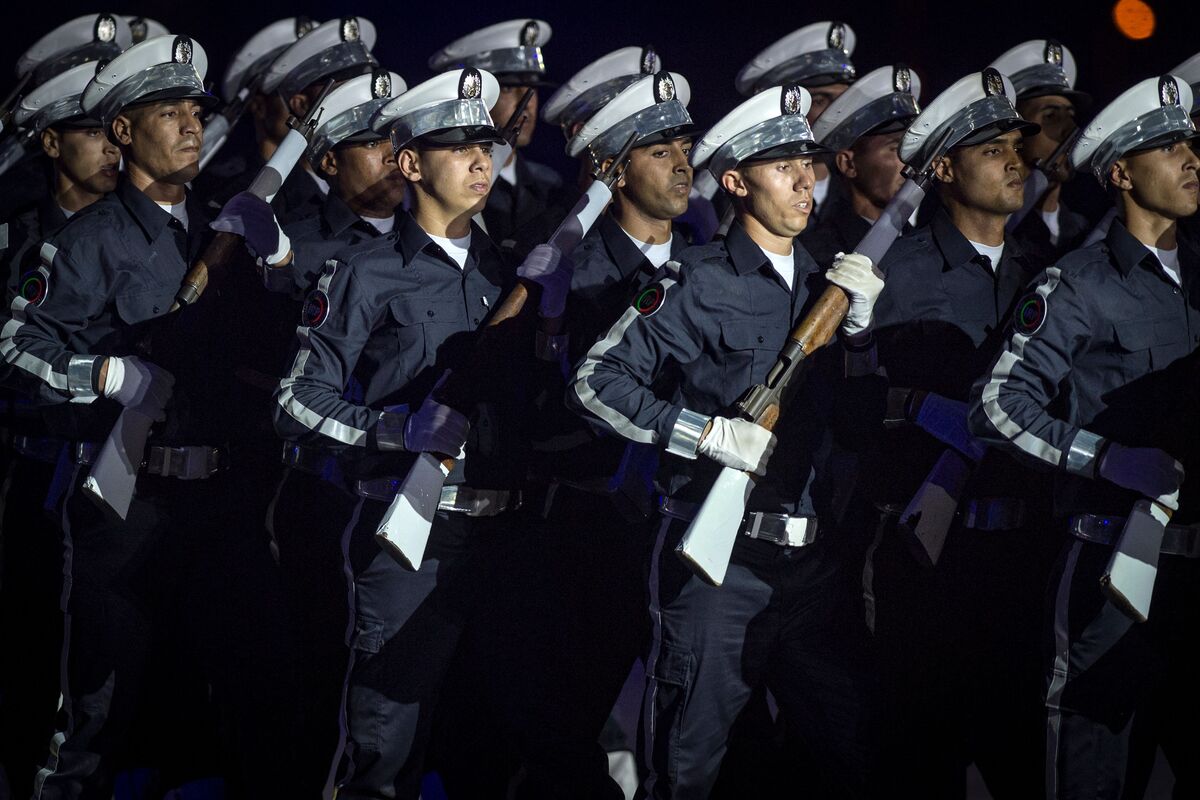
[
  {"left": 1066, "top": 429, "right": 1106, "bottom": 478},
  {"left": 666, "top": 408, "right": 710, "bottom": 459}
]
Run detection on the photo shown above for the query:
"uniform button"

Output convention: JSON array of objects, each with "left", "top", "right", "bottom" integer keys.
[
  {"left": 427, "top": 310, "right": 435, "bottom": 317},
  {"left": 757, "top": 335, "right": 764, "bottom": 343},
  {"left": 472, "top": 318, "right": 480, "bottom": 325}
]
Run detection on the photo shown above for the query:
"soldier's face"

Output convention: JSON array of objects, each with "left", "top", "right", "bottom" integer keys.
[
  {"left": 116, "top": 99, "right": 204, "bottom": 184},
  {"left": 43, "top": 126, "right": 120, "bottom": 195},
  {"left": 939, "top": 131, "right": 1026, "bottom": 215},
  {"left": 616, "top": 138, "right": 693, "bottom": 221},
  {"left": 324, "top": 138, "right": 406, "bottom": 218},
  {"left": 728, "top": 155, "right": 816, "bottom": 237},
  {"left": 492, "top": 85, "right": 538, "bottom": 148},
  {"left": 837, "top": 131, "right": 905, "bottom": 210},
  {"left": 1118, "top": 139, "right": 1200, "bottom": 220},
  {"left": 806, "top": 83, "right": 850, "bottom": 124},
  {"left": 1017, "top": 95, "right": 1076, "bottom": 179},
  {"left": 401, "top": 142, "right": 493, "bottom": 216}
]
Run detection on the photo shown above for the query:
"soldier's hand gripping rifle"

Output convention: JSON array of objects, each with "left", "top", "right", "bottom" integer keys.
[
  {"left": 374, "top": 130, "right": 641, "bottom": 571},
  {"left": 1006, "top": 125, "right": 1081, "bottom": 232},
  {"left": 80, "top": 82, "right": 335, "bottom": 520},
  {"left": 676, "top": 127, "right": 955, "bottom": 587}
]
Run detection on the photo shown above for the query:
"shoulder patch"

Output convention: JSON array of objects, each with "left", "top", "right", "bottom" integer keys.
[
  {"left": 1013, "top": 291, "right": 1047, "bottom": 336},
  {"left": 19, "top": 267, "right": 49, "bottom": 307},
  {"left": 301, "top": 288, "right": 330, "bottom": 329},
  {"left": 633, "top": 281, "right": 668, "bottom": 317}
]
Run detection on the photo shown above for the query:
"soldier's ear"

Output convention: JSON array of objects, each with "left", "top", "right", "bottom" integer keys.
[
  {"left": 932, "top": 155, "right": 953, "bottom": 184},
  {"left": 397, "top": 147, "right": 421, "bottom": 182},
  {"left": 721, "top": 168, "right": 748, "bottom": 198},
  {"left": 835, "top": 149, "right": 856, "bottom": 179},
  {"left": 319, "top": 150, "right": 338, "bottom": 178},
  {"left": 111, "top": 114, "right": 135, "bottom": 147},
  {"left": 1108, "top": 159, "right": 1134, "bottom": 191},
  {"left": 40, "top": 128, "right": 61, "bottom": 159},
  {"left": 288, "top": 93, "right": 310, "bottom": 119}
]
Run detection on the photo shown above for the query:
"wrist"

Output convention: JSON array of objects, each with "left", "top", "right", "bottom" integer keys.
[
  {"left": 666, "top": 408, "right": 711, "bottom": 459},
  {"left": 1067, "top": 429, "right": 1107, "bottom": 478}
]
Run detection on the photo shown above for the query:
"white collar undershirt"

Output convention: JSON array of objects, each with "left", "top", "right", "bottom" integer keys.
[
  {"left": 155, "top": 200, "right": 188, "bottom": 231},
  {"left": 621, "top": 228, "right": 674, "bottom": 268},
  {"left": 427, "top": 231, "right": 472, "bottom": 269},
  {"left": 968, "top": 239, "right": 1005, "bottom": 271},
  {"left": 758, "top": 243, "right": 795, "bottom": 290},
  {"left": 1147, "top": 244, "right": 1182, "bottom": 287}
]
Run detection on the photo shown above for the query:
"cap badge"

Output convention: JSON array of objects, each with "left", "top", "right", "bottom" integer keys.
[
  {"left": 459, "top": 68, "right": 482, "bottom": 100},
  {"left": 1045, "top": 41, "right": 1064, "bottom": 66},
  {"left": 94, "top": 14, "right": 117, "bottom": 44},
  {"left": 340, "top": 18, "right": 361, "bottom": 43},
  {"left": 296, "top": 16, "right": 318, "bottom": 38},
  {"left": 1160, "top": 75, "right": 1180, "bottom": 107},
  {"left": 172, "top": 37, "right": 193, "bottom": 65},
  {"left": 371, "top": 70, "right": 391, "bottom": 99},
  {"left": 782, "top": 85, "right": 804, "bottom": 115},
  {"left": 640, "top": 46, "right": 660, "bottom": 75},
  {"left": 654, "top": 71, "right": 675, "bottom": 103},
  {"left": 521, "top": 21, "right": 540, "bottom": 46},
  {"left": 827, "top": 22, "right": 846, "bottom": 52},
  {"left": 982, "top": 67, "right": 1005, "bottom": 98},
  {"left": 893, "top": 65, "right": 912, "bottom": 94}
]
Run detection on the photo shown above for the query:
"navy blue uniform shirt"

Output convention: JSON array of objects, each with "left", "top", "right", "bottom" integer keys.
[{"left": 970, "top": 217, "right": 1200, "bottom": 521}]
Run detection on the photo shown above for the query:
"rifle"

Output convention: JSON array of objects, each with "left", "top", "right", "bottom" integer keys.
[
  {"left": 80, "top": 81, "right": 336, "bottom": 520},
  {"left": 676, "top": 127, "right": 955, "bottom": 586},
  {"left": 173, "top": 78, "right": 335, "bottom": 309},
  {"left": 1101, "top": 497, "right": 1174, "bottom": 623},
  {"left": 375, "top": 130, "right": 641, "bottom": 571},
  {"left": 1006, "top": 126, "right": 1081, "bottom": 232},
  {"left": 197, "top": 75, "right": 262, "bottom": 172}
]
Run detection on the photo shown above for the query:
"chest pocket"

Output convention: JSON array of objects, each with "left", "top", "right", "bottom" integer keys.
[
  {"left": 1112, "top": 317, "right": 1191, "bottom": 372},
  {"left": 719, "top": 319, "right": 781, "bottom": 395},
  {"left": 388, "top": 295, "right": 470, "bottom": 373},
  {"left": 115, "top": 285, "right": 175, "bottom": 325}
]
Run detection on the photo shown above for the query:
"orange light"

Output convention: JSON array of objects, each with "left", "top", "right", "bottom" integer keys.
[{"left": 1113, "top": 0, "right": 1156, "bottom": 40}]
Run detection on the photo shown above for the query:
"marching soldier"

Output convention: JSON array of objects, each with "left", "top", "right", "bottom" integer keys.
[
  {"left": 200, "top": 17, "right": 379, "bottom": 222},
  {"left": 970, "top": 74, "right": 1200, "bottom": 800},
  {"left": 190, "top": 16, "right": 320, "bottom": 210},
  {"left": 991, "top": 40, "right": 1092, "bottom": 265},
  {"left": 735, "top": 21, "right": 858, "bottom": 222},
  {"left": 569, "top": 83, "right": 882, "bottom": 798},
  {"left": 212, "top": 66, "right": 407, "bottom": 799},
  {"left": 429, "top": 19, "right": 573, "bottom": 256},
  {"left": 271, "top": 67, "right": 561, "bottom": 799},
  {"left": 0, "top": 13, "right": 131, "bottom": 216},
  {"left": 0, "top": 56, "right": 118, "bottom": 800},
  {"left": 439, "top": 68, "right": 697, "bottom": 799},
  {"left": 0, "top": 35, "right": 297, "bottom": 798},
  {"left": 801, "top": 64, "right": 922, "bottom": 267},
  {"left": 864, "top": 69, "right": 1053, "bottom": 799}
]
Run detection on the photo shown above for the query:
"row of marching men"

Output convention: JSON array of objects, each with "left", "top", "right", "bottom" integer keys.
[{"left": 0, "top": 10, "right": 1197, "bottom": 800}]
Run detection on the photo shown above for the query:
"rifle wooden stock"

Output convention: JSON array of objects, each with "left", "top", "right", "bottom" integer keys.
[{"left": 791, "top": 284, "right": 851, "bottom": 360}]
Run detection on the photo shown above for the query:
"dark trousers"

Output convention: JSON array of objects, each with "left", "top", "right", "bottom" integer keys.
[
  {"left": 639, "top": 515, "right": 875, "bottom": 800},
  {"left": 435, "top": 484, "right": 650, "bottom": 800},
  {"left": 864, "top": 509, "right": 1060, "bottom": 799},
  {"left": 271, "top": 469, "right": 360, "bottom": 799},
  {"left": 337, "top": 502, "right": 499, "bottom": 800},
  {"left": 1044, "top": 538, "right": 1200, "bottom": 800},
  {"left": 0, "top": 455, "right": 63, "bottom": 799},
  {"left": 34, "top": 464, "right": 300, "bottom": 800}
]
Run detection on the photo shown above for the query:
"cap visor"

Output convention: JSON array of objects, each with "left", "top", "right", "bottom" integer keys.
[{"left": 418, "top": 125, "right": 506, "bottom": 146}]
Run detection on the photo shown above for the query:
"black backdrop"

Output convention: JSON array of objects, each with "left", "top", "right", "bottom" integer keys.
[{"left": 1, "top": 0, "right": 1193, "bottom": 177}]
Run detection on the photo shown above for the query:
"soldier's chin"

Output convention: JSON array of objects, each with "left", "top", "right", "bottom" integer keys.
[{"left": 170, "top": 158, "right": 201, "bottom": 185}]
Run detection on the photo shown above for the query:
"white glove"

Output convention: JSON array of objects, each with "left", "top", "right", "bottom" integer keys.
[
  {"left": 1098, "top": 443, "right": 1185, "bottom": 510},
  {"left": 403, "top": 398, "right": 470, "bottom": 455},
  {"left": 517, "top": 243, "right": 572, "bottom": 318},
  {"left": 697, "top": 416, "right": 777, "bottom": 476},
  {"left": 102, "top": 356, "right": 175, "bottom": 421},
  {"left": 825, "top": 252, "right": 883, "bottom": 336}
]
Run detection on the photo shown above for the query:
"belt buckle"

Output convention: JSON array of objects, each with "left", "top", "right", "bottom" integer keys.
[
  {"left": 146, "top": 446, "right": 221, "bottom": 480},
  {"left": 784, "top": 516, "right": 817, "bottom": 546}
]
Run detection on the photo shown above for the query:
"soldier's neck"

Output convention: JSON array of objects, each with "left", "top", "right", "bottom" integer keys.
[
  {"left": 739, "top": 212, "right": 794, "bottom": 256},
  {"left": 1121, "top": 198, "right": 1177, "bottom": 250},
  {"left": 849, "top": 185, "right": 883, "bottom": 223},
  {"left": 412, "top": 195, "right": 473, "bottom": 239},
  {"left": 53, "top": 170, "right": 104, "bottom": 214},
  {"left": 126, "top": 162, "right": 185, "bottom": 205},
  {"left": 942, "top": 197, "right": 1006, "bottom": 247},
  {"left": 614, "top": 198, "right": 672, "bottom": 244}
]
